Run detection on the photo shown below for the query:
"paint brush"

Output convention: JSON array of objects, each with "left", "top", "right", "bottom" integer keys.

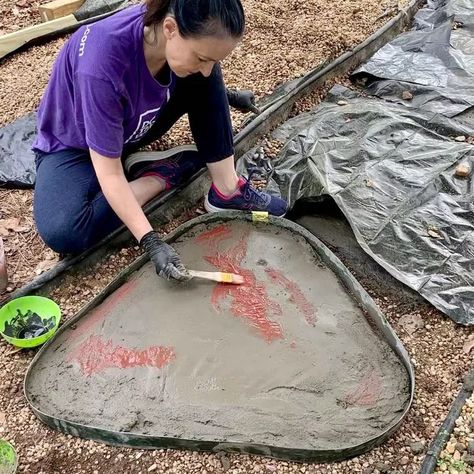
[{"left": 188, "top": 270, "right": 244, "bottom": 285}]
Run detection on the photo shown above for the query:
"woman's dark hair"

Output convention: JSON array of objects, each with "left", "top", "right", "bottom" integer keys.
[{"left": 144, "top": 0, "right": 245, "bottom": 38}]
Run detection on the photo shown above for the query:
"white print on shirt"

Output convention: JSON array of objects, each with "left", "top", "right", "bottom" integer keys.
[
  {"left": 79, "top": 26, "right": 91, "bottom": 57},
  {"left": 124, "top": 90, "right": 171, "bottom": 144}
]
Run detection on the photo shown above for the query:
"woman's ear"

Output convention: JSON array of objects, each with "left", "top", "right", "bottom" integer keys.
[{"left": 162, "top": 17, "right": 178, "bottom": 40}]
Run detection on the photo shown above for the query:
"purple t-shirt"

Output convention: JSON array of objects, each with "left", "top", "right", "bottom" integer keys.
[{"left": 33, "top": 5, "right": 174, "bottom": 158}]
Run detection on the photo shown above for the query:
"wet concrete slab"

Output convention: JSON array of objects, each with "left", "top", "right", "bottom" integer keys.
[{"left": 26, "top": 219, "right": 410, "bottom": 455}]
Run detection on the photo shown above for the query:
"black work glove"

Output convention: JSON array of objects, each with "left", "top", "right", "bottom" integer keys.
[
  {"left": 140, "top": 231, "right": 190, "bottom": 282},
  {"left": 226, "top": 88, "right": 261, "bottom": 114}
]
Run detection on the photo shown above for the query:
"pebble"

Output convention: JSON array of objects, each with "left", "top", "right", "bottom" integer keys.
[
  {"left": 454, "top": 442, "right": 465, "bottom": 452},
  {"left": 219, "top": 454, "right": 231, "bottom": 471},
  {"left": 402, "top": 90, "right": 413, "bottom": 100},
  {"left": 465, "top": 454, "right": 474, "bottom": 466},
  {"left": 455, "top": 163, "right": 471, "bottom": 177},
  {"left": 374, "top": 462, "right": 390, "bottom": 473},
  {"left": 409, "top": 441, "right": 424, "bottom": 454},
  {"left": 468, "top": 440, "right": 474, "bottom": 455},
  {"left": 454, "top": 135, "right": 466, "bottom": 142},
  {"left": 399, "top": 456, "right": 409, "bottom": 465}
]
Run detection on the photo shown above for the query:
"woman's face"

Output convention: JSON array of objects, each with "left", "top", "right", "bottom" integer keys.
[{"left": 162, "top": 17, "right": 240, "bottom": 78}]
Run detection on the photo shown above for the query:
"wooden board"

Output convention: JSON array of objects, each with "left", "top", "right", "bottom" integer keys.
[
  {"left": 0, "top": 14, "right": 78, "bottom": 60},
  {"left": 38, "top": 0, "right": 85, "bottom": 22}
]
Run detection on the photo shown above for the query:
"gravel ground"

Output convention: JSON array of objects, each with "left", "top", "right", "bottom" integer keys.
[
  {"left": 0, "top": 0, "right": 403, "bottom": 126},
  {"left": 0, "top": 0, "right": 42, "bottom": 35},
  {"left": 434, "top": 394, "right": 474, "bottom": 474},
  {"left": 0, "top": 217, "right": 472, "bottom": 473}
]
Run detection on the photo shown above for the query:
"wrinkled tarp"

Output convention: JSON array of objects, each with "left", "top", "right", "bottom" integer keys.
[
  {"left": 352, "top": 0, "right": 474, "bottom": 119},
  {"left": 237, "top": 85, "right": 474, "bottom": 325},
  {"left": 0, "top": 112, "right": 37, "bottom": 188},
  {"left": 74, "top": 0, "right": 128, "bottom": 21}
]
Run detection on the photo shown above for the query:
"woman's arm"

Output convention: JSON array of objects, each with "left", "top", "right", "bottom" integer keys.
[
  {"left": 90, "top": 149, "right": 152, "bottom": 242},
  {"left": 90, "top": 149, "right": 189, "bottom": 281}
]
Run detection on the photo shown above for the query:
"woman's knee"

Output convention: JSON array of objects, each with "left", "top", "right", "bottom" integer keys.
[{"left": 35, "top": 215, "right": 89, "bottom": 255}]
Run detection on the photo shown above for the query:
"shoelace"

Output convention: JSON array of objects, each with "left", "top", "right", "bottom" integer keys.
[{"left": 243, "top": 181, "right": 271, "bottom": 207}]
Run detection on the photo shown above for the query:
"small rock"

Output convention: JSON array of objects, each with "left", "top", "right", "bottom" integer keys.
[
  {"left": 400, "top": 456, "right": 409, "bottom": 465},
  {"left": 449, "top": 468, "right": 459, "bottom": 474},
  {"left": 337, "top": 100, "right": 348, "bottom": 106},
  {"left": 428, "top": 229, "right": 442, "bottom": 239},
  {"left": 454, "top": 135, "right": 466, "bottom": 142},
  {"left": 402, "top": 90, "right": 413, "bottom": 100},
  {"left": 362, "top": 467, "right": 374, "bottom": 474},
  {"left": 447, "top": 442, "right": 456, "bottom": 454},
  {"left": 219, "top": 453, "right": 231, "bottom": 471},
  {"left": 399, "top": 313, "right": 424, "bottom": 335},
  {"left": 465, "top": 454, "right": 474, "bottom": 467},
  {"left": 468, "top": 440, "right": 474, "bottom": 455},
  {"left": 410, "top": 440, "right": 425, "bottom": 454},
  {"left": 374, "top": 462, "right": 390, "bottom": 473},
  {"left": 454, "top": 442, "right": 465, "bottom": 452},
  {"left": 147, "top": 464, "right": 157, "bottom": 472},
  {"left": 455, "top": 163, "right": 471, "bottom": 177},
  {"left": 453, "top": 450, "right": 461, "bottom": 461}
]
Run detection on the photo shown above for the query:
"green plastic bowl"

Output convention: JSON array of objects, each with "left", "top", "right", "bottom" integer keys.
[
  {"left": 0, "top": 296, "right": 61, "bottom": 348},
  {"left": 0, "top": 439, "right": 17, "bottom": 474}
]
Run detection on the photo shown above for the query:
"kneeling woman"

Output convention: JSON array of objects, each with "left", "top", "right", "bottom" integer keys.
[{"left": 33, "top": 0, "right": 287, "bottom": 281}]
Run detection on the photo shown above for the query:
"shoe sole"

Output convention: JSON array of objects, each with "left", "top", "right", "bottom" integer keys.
[
  {"left": 124, "top": 144, "right": 198, "bottom": 174},
  {"left": 204, "top": 195, "right": 287, "bottom": 218}
]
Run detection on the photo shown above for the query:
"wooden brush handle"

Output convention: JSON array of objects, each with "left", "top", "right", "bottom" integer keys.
[{"left": 188, "top": 270, "right": 242, "bottom": 284}]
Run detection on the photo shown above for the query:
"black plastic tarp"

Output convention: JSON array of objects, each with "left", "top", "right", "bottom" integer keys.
[
  {"left": 0, "top": 112, "right": 37, "bottom": 188},
  {"left": 352, "top": 0, "right": 474, "bottom": 120},
  {"left": 237, "top": 85, "right": 474, "bottom": 325}
]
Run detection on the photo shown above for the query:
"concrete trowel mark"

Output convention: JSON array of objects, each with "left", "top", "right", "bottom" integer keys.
[
  {"left": 265, "top": 267, "right": 317, "bottom": 326},
  {"left": 69, "top": 335, "right": 175, "bottom": 377},
  {"left": 69, "top": 279, "right": 139, "bottom": 340},
  {"left": 344, "top": 369, "right": 383, "bottom": 406}
]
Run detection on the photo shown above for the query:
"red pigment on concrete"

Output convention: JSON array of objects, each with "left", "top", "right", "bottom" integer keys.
[
  {"left": 70, "top": 279, "right": 139, "bottom": 340},
  {"left": 195, "top": 224, "right": 232, "bottom": 244},
  {"left": 197, "top": 225, "right": 283, "bottom": 342},
  {"left": 344, "top": 369, "right": 382, "bottom": 406},
  {"left": 69, "top": 335, "right": 175, "bottom": 377},
  {"left": 265, "top": 268, "right": 317, "bottom": 326}
]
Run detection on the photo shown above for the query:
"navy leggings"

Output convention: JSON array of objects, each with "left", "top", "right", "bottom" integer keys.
[{"left": 34, "top": 65, "right": 234, "bottom": 255}]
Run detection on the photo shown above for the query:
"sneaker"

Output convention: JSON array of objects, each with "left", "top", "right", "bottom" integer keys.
[
  {"left": 204, "top": 177, "right": 288, "bottom": 217},
  {"left": 124, "top": 146, "right": 204, "bottom": 189}
]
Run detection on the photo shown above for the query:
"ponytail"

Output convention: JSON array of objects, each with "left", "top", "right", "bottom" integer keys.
[{"left": 144, "top": 0, "right": 245, "bottom": 38}]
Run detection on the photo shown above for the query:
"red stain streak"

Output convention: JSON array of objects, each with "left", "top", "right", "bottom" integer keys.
[
  {"left": 197, "top": 225, "right": 283, "bottom": 342},
  {"left": 195, "top": 224, "right": 232, "bottom": 244},
  {"left": 344, "top": 370, "right": 382, "bottom": 406},
  {"left": 265, "top": 268, "right": 317, "bottom": 326},
  {"left": 69, "top": 335, "right": 175, "bottom": 377},
  {"left": 195, "top": 223, "right": 318, "bottom": 343},
  {"left": 71, "top": 279, "right": 138, "bottom": 339}
]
